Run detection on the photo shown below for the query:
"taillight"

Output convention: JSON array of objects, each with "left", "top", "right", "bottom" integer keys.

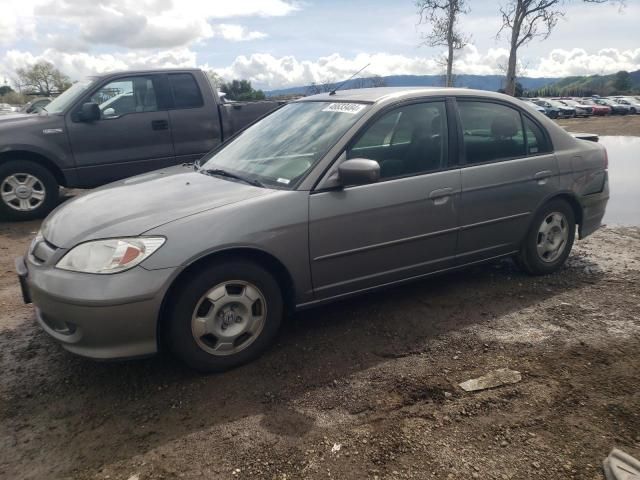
[{"left": 603, "top": 148, "right": 608, "bottom": 170}]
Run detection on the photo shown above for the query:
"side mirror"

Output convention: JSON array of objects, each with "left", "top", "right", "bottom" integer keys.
[
  {"left": 79, "top": 102, "right": 100, "bottom": 122},
  {"left": 338, "top": 158, "right": 380, "bottom": 186}
]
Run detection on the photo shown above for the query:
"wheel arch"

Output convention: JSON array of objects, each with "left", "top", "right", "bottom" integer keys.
[
  {"left": 156, "top": 247, "right": 296, "bottom": 351},
  {"left": 0, "top": 150, "right": 68, "bottom": 187},
  {"left": 526, "top": 191, "right": 583, "bottom": 243}
]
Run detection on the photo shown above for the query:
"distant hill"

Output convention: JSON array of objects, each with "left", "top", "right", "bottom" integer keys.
[
  {"left": 529, "top": 70, "right": 640, "bottom": 96},
  {"left": 265, "top": 74, "right": 560, "bottom": 97}
]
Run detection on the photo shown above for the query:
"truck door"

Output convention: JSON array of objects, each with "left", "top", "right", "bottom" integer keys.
[
  {"left": 65, "top": 74, "right": 175, "bottom": 187},
  {"left": 167, "top": 72, "right": 222, "bottom": 163}
]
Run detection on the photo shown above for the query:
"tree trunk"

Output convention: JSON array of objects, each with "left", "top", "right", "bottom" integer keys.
[
  {"left": 446, "top": 1, "right": 455, "bottom": 87},
  {"left": 504, "top": 1, "right": 523, "bottom": 96}
]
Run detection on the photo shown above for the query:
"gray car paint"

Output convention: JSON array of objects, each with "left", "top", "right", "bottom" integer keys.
[{"left": 17, "top": 87, "right": 609, "bottom": 360}]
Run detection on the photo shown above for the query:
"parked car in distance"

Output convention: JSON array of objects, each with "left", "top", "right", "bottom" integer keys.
[
  {"left": 612, "top": 96, "right": 640, "bottom": 114},
  {"left": 531, "top": 98, "right": 575, "bottom": 118},
  {"left": 579, "top": 98, "right": 611, "bottom": 116},
  {"left": 0, "top": 68, "right": 283, "bottom": 220},
  {"left": 19, "top": 97, "right": 53, "bottom": 114},
  {"left": 557, "top": 99, "right": 593, "bottom": 117},
  {"left": 16, "top": 87, "right": 610, "bottom": 372},
  {"left": 519, "top": 98, "right": 547, "bottom": 114},
  {"left": 593, "top": 98, "right": 629, "bottom": 115},
  {"left": 0, "top": 103, "right": 14, "bottom": 115}
]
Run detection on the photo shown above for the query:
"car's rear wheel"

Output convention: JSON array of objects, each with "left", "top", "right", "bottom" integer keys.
[
  {"left": 0, "top": 160, "right": 59, "bottom": 221},
  {"left": 167, "top": 259, "right": 283, "bottom": 372},
  {"left": 517, "top": 199, "right": 575, "bottom": 276}
]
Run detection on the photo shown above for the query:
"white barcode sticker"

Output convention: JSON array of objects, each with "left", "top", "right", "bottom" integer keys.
[
  {"left": 322, "top": 103, "right": 366, "bottom": 114},
  {"left": 277, "top": 178, "right": 290, "bottom": 185}
]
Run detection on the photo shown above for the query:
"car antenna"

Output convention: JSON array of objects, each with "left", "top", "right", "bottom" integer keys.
[{"left": 329, "top": 63, "right": 371, "bottom": 96}]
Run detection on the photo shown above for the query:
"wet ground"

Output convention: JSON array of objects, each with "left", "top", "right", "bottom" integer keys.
[
  {"left": 599, "top": 136, "right": 640, "bottom": 226},
  {"left": 1, "top": 123, "right": 639, "bottom": 479}
]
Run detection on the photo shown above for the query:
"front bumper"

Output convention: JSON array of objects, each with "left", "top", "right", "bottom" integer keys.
[{"left": 16, "top": 255, "right": 176, "bottom": 360}]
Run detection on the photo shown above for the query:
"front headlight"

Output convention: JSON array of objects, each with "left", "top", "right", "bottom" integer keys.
[{"left": 56, "top": 237, "right": 165, "bottom": 274}]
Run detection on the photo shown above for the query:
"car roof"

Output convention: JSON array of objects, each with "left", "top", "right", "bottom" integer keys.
[{"left": 296, "top": 86, "right": 515, "bottom": 104}]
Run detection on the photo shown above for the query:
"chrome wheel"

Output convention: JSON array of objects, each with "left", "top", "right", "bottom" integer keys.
[
  {"left": 1, "top": 173, "right": 46, "bottom": 212},
  {"left": 536, "top": 211, "right": 569, "bottom": 263},
  {"left": 191, "top": 280, "right": 267, "bottom": 357}
]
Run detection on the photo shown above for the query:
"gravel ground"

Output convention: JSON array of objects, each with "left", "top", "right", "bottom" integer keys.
[
  {"left": 556, "top": 114, "right": 640, "bottom": 136},
  {"left": 1, "top": 218, "right": 639, "bottom": 480}
]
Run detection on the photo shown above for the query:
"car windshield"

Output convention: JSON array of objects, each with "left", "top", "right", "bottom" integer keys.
[
  {"left": 561, "top": 100, "right": 579, "bottom": 106},
  {"left": 200, "top": 101, "right": 370, "bottom": 188},
  {"left": 547, "top": 100, "right": 566, "bottom": 108},
  {"left": 45, "top": 79, "right": 95, "bottom": 114}
]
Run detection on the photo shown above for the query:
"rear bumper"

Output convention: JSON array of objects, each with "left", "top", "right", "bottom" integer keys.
[
  {"left": 16, "top": 256, "right": 176, "bottom": 360},
  {"left": 579, "top": 172, "right": 610, "bottom": 239}
]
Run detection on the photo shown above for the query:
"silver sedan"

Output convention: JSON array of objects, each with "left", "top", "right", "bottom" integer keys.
[{"left": 17, "top": 88, "right": 610, "bottom": 372}]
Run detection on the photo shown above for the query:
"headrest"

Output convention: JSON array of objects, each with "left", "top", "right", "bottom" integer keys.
[{"left": 491, "top": 114, "right": 519, "bottom": 139}]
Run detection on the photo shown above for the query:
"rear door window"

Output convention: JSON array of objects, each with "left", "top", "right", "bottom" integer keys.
[
  {"left": 458, "top": 101, "right": 526, "bottom": 164},
  {"left": 523, "top": 116, "right": 551, "bottom": 155},
  {"left": 169, "top": 73, "right": 204, "bottom": 109}
]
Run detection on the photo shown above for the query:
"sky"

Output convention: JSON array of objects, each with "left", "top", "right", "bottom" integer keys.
[{"left": 1, "top": 0, "right": 639, "bottom": 90}]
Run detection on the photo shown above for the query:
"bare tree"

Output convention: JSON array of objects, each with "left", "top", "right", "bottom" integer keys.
[
  {"left": 498, "top": 0, "right": 623, "bottom": 96},
  {"left": 15, "top": 61, "right": 71, "bottom": 96},
  {"left": 417, "top": 0, "right": 469, "bottom": 88}
]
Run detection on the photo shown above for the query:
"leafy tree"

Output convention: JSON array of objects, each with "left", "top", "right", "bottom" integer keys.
[
  {"left": 219, "top": 79, "right": 266, "bottom": 101},
  {"left": 613, "top": 70, "right": 632, "bottom": 92},
  {"left": 417, "top": 0, "right": 469, "bottom": 88},
  {"left": 497, "top": 0, "right": 624, "bottom": 96},
  {"left": 15, "top": 61, "right": 72, "bottom": 96},
  {"left": 0, "top": 85, "right": 14, "bottom": 96}
]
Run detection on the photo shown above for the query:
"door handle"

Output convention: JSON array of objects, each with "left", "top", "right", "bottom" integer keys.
[
  {"left": 429, "top": 187, "right": 454, "bottom": 205},
  {"left": 151, "top": 119, "right": 169, "bottom": 130},
  {"left": 534, "top": 170, "right": 553, "bottom": 184}
]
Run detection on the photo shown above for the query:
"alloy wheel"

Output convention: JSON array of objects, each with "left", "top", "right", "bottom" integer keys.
[{"left": 1, "top": 173, "right": 47, "bottom": 212}]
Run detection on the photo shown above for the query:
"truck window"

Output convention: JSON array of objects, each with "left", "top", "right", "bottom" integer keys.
[
  {"left": 91, "top": 76, "right": 158, "bottom": 118},
  {"left": 169, "top": 73, "right": 203, "bottom": 109}
]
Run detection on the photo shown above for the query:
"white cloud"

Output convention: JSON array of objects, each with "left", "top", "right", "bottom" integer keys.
[
  {"left": 533, "top": 47, "right": 640, "bottom": 77},
  {"left": 211, "top": 24, "right": 267, "bottom": 42},
  {"left": 1, "top": 0, "right": 297, "bottom": 49},
  {"left": 3, "top": 44, "right": 639, "bottom": 91},
  {"left": 0, "top": 48, "right": 197, "bottom": 84}
]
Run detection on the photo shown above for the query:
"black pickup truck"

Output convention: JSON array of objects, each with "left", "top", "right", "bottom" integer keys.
[{"left": 0, "top": 68, "right": 282, "bottom": 220}]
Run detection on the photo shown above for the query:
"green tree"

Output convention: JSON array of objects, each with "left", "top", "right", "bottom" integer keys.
[
  {"left": 0, "top": 85, "right": 14, "bottom": 96},
  {"left": 15, "top": 61, "right": 72, "bottom": 96},
  {"left": 612, "top": 70, "right": 632, "bottom": 92},
  {"left": 219, "top": 79, "right": 266, "bottom": 101}
]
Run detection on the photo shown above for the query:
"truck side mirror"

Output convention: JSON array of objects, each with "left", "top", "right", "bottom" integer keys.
[
  {"left": 79, "top": 102, "right": 100, "bottom": 122},
  {"left": 338, "top": 158, "right": 380, "bottom": 186}
]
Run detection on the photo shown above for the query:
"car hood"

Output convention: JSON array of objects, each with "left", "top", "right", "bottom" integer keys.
[{"left": 42, "top": 165, "right": 275, "bottom": 248}]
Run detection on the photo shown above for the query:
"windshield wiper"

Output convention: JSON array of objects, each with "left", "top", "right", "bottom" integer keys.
[{"left": 200, "top": 168, "right": 264, "bottom": 188}]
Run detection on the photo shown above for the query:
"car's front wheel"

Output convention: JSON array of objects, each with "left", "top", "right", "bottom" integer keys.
[
  {"left": 167, "top": 259, "right": 283, "bottom": 372},
  {"left": 517, "top": 200, "right": 575, "bottom": 276},
  {"left": 0, "top": 160, "right": 59, "bottom": 221}
]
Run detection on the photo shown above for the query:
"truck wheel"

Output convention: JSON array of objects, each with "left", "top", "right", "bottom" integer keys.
[
  {"left": 167, "top": 259, "right": 283, "bottom": 373},
  {"left": 0, "top": 160, "right": 59, "bottom": 221},
  {"left": 517, "top": 199, "right": 575, "bottom": 276}
]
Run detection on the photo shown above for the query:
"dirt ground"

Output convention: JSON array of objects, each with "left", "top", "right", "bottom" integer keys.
[
  {"left": 556, "top": 114, "right": 640, "bottom": 136},
  {"left": 0, "top": 217, "right": 639, "bottom": 480}
]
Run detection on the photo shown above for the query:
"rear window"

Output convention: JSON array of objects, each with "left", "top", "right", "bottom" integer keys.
[{"left": 169, "top": 73, "right": 203, "bottom": 109}]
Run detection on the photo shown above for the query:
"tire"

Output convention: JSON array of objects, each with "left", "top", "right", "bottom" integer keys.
[
  {"left": 167, "top": 259, "right": 283, "bottom": 372},
  {"left": 631, "top": 108, "right": 637, "bottom": 115},
  {"left": 517, "top": 199, "right": 575, "bottom": 276},
  {"left": 0, "top": 160, "right": 59, "bottom": 221}
]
